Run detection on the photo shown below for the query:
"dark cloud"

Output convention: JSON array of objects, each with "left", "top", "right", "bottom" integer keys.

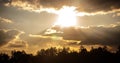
[
  {"left": 0, "top": 29, "right": 20, "bottom": 46},
  {"left": 79, "top": 26, "right": 120, "bottom": 46},
  {"left": 0, "top": 0, "right": 12, "bottom": 4},
  {"left": 76, "top": 0, "right": 120, "bottom": 12},
  {"left": 39, "top": 0, "right": 75, "bottom": 9},
  {"left": 46, "top": 25, "right": 120, "bottom": 46},
  {"left": 9, "top": 0, "right": 120, "bottom": 13}
]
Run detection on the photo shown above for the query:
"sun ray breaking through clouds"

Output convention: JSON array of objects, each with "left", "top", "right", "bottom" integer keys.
[{"left": 1, "top": 0, "right": 120, "bottom": 55}]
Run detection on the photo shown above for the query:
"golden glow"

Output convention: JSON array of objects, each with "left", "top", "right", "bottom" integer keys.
[{"left": 55, "top": 6, "right": 77, "bottom": 27}]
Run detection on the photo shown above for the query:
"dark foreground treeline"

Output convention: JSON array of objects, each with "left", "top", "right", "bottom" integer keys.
[{"left": 0, "top": 46, "right": 120, "bottom": 63}]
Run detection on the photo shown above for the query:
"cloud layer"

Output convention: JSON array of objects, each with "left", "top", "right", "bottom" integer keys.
[
  {"left": 3, "top": 0, "right": 119, "bottom": 13},
  {"left": 44, "top": 24, "right": 120, "bottom": 46}
]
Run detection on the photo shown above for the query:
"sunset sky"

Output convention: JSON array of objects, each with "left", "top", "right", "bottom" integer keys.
[{"left": 0, "top": 0, "right": 120, "bottom": 54}]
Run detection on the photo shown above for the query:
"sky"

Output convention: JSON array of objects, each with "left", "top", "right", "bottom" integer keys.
[{"left": 0, "top": 0, "right": 120, "bottom": 54}]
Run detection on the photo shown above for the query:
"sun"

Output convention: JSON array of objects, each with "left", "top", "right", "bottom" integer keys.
[{"left": 54, "top": 6, "right": 77, "bottom": 27}]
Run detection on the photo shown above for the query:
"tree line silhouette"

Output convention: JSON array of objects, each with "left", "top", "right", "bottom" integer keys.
[{"left": 0, "top": 46, "right": 120, "bottom": 63}]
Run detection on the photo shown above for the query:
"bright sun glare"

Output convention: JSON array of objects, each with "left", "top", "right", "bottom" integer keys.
[{"left": 54, "top": 6, "right": 77, "bottom": 27}]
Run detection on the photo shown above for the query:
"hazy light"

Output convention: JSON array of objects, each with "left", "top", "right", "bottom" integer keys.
[{"left": 54, "top": 6, "right": 77, "bottom": 27}]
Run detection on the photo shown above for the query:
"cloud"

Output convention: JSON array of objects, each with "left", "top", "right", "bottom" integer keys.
[
  {"left": 7, "top": 39, "right": 28, "bottom": 48},
  {"left": 0, "top": 0, "right": 12, "bottom": 3},
  {"left": 28, "top": 34, "right": 80, "bottom": 49},
  {"left": 24, "top": 24, "right": 120, "bottom": 52},
  {"left": 44, "top": 24, "right": 120, "bottom": 46},
  {"left": 4, "top": 0, "right": 120, "bottom": 14},
  {"left": 0, "top": 29, "right": 23, "bottom": 46},
  {"left": 116, "top": 13, "right": 120, "bottom": 16},
  {"left": 0, "top": 17, "right": 13, "bottom": 29},
  {"left": 0, "top": 17, "right": 14, "bottom": 30},
  {"left": 38, "top": 0, "right": 120, "bottom": 13},
  {"left": 0, "top": 17, "right": 13, "bottom": 23}
]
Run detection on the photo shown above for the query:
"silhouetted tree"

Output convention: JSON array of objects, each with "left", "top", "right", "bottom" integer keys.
[
  {"left": 117, "top": 46, "right": 120, "bottom": 54},
  {"left": 0, "top": 46, "right": 120, "bottom": 63},
  {"left": 0, "top": 53, "right": 9, "bottom": 63},
  {"left": 10, "top": 50, "right": 32, "bottom": 63},
  {"left": 37, "top": 47, "right": 57, "bottom": 56},
  {"left": 58, "top": 47, "right": 70, "bottom": 56}
]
